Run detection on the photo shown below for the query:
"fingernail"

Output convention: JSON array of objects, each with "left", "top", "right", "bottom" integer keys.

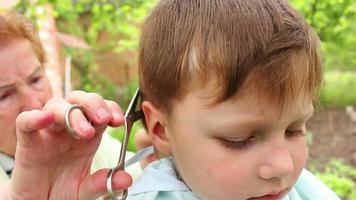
[
  {"left": 96, "top": 108, "right": 111, "bottom": 120},
  {"left": 79, "top": 121, "right": 92, "bottom": 133},
  {"left": 113, "top": 112, "right": 124, "bottom": 121}
]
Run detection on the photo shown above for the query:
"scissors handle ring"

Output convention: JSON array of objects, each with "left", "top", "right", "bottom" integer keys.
[
  {"left": 65, "top": 104, "right": 87, "bottom": 139},
  {"left": 107, "top": 168, "right": 128, "bottom": 200}
]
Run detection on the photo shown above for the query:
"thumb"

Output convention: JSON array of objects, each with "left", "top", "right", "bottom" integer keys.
[{"left": 78, "top": 169, "right": 132, "bottom": 200}]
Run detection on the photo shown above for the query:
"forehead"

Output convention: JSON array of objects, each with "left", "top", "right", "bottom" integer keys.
[
  {"left": 170, "top": 78, "right": 314, "bottom": 127},
  {"left": 0, "top": 39, "right": 40, "bottom": 83}
]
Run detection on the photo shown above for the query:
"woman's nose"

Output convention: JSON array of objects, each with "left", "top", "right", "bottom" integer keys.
[
  {"left": 258, "top": 144, "right": 294, "bottom": 180},
  {"left": 20, "top": 88, "right": 44, "bottom": 111}
]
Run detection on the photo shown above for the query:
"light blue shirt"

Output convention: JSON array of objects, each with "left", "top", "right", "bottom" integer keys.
[{"left": 128, "top": 158, "right": 340, "bottom": 200}]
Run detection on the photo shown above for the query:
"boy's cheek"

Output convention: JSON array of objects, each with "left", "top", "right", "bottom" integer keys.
[
  {"left": 294, "top": 143, "right": 309, "bottom": 179},
  {"left": 302, "top": 145, "right": 309, "bottom": 167}
]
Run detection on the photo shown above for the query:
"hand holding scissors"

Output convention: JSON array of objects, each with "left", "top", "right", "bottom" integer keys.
[
  {"left": 12, "top": 91, "right": 131, "bottom": 200},
  {"left": 65, "top": 88, "right": 153, "bottom": 200}
]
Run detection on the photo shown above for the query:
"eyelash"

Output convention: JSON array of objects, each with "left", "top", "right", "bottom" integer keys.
[
  {"left": 0, "top": 90, "right": 13, "bottom": 101},
  {"left": 285, "top": 129, "right": 305, "bottom": 137},
  {"left": 220, "top": 136, "right": 255, "bottom": 150},
  {"left": 31, "top": 76, "right": 42, "bottom": 84},
  {"left": 221, "top": 129, "right": 306, "bottom": 150}
]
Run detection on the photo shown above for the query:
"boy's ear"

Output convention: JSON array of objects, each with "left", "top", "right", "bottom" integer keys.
[{"left": 142, "top": 101, "right": 172, "bottom": 156}]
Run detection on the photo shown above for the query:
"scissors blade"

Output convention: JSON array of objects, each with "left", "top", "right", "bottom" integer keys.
[
  {"left": 124, "top": 89, "right": 140, "bottom": 119},
  {"left": 124, "top": 145, "right": 155, "bottom": 167}
]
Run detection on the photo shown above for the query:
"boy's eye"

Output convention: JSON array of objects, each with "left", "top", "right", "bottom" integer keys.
[
  {"left": 285, "top": 129, "right": 305, "bottom": 137},
  {"left": 220, "top": 136, "right": 255, "bottom": 150}
]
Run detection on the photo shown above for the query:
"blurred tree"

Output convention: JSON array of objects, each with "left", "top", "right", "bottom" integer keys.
[
  {"left": 291, "top": 0, "right": 356, "bottom": 71},
  {"left": 15, "top": 0, "right": 156, "bottom": 102},
  {"left": 292, "top": 0, "right": 355, "bottom": 42}
]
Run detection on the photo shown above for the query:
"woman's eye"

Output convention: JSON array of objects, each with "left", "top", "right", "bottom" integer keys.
[
  {"left": 31, "top": 76, "right": 42, "bottom": 84},
  {"left": 0, "top": 91, "right": 12, "bottom": 101},
  {"left": 285, "top": 129, "right": 305, "bottom": 137},
  {"left": 220, "top": 136, "right": 255, "bottom": 150}
]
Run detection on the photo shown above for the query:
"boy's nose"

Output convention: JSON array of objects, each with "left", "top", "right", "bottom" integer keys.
[{"left": 258, "top": 145, "right": 294, "bottom": 180}]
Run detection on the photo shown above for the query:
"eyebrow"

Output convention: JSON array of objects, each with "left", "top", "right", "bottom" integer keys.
[{"left": 0, "top": 66, "right": 42, "bottom": 90}]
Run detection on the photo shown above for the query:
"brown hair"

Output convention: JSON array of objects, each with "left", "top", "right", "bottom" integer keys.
[
  {"left": 0, "top": 12, "right": 45, "bottom": 64},
  {"left": 139, "top": 0, "right": 322, "bottom": 114}
]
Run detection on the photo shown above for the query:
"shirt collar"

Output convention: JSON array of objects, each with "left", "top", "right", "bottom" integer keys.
[
  {"left": 0, "top": 152, "right": 14, "bottom": 172},
  {"left": 129, "top": 157, "right": 190, "bottom": 194}
]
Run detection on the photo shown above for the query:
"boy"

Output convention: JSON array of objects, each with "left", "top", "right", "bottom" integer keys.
[{"left": 129, "top": 0, "right": 340, "bottom": 199}]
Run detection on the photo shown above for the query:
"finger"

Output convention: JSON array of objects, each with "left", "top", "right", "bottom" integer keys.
[
  {"left": 44, "top": 98, "right": 95, "bottom": 139},
  {"left": 66, "top": 91, "right": 113, "bottom": 126},
  {"left": 105, "top": 100, "right": 125, "bottom": 127},
  {"left": 134, "top": 128, "right": 152, "bottom": 149},
  {"left": 134, "top": 128, "right": 157, "bottom": 168},
  {"left": 78, "top": 169, "right": 132, "bottom": 200},
  {"left": 16, "top": 110, "right": 55, "bottom": 146}
]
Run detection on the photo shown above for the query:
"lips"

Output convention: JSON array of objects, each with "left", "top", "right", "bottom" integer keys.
[{"left": 247, "top": 189, "right": 288, "bottom": 200}]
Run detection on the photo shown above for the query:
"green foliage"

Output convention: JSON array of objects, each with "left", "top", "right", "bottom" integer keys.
[
  {"left": 15, "top": 0, "right": 156, "bottom": 100},
  {"left": 63, "top": 48, "right": 118, "bottom": 100},
  {"left": 291, "top": 0, "right": 356, "bottom": 42},
  {"left": 310, "top": 160, "right": 356, "bottom": 200},
  {"left": 322, "top": 32, "right": 356, "bottom": 71},
  {"left": 17, "top": 0, "right": 156, "bottom": 48},
  {"left": 120, "top": 79, "right": 139, "bottom": 108},
  {"left": 319, "top": 71, "right": 356, "bottom": 107},
  {"left": 291, "top": 0, "right": 356, "bottom": 73},
  {"left": 108, "top": 122, "right": 142, "bottom": 153},
  {"left": 290, "top": 1, "right": 356, "bottom": 107}
]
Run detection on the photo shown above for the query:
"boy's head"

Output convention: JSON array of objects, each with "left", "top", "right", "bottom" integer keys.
[
  {"left": 139, "top": 0, "right": 321, "bottom": 199},
  {"left": 139, "top": 0, "right": 321, "bottom": 114}
]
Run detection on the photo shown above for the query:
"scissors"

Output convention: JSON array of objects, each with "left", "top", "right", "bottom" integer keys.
[
  {"left": 65, "top": 88, "right": 153, "bottom": 199},
  {"left": 106, "top": 88, "right": 144, "bottom": 199}
]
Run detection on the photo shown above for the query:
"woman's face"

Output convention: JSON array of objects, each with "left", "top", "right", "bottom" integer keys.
[{"left": 0, "top": 39, "right": 52, "bottom": 156}]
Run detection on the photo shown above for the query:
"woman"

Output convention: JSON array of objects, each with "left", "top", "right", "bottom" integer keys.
[{"left": 0, "top": 12, "right": 133, "bottom": 199}]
